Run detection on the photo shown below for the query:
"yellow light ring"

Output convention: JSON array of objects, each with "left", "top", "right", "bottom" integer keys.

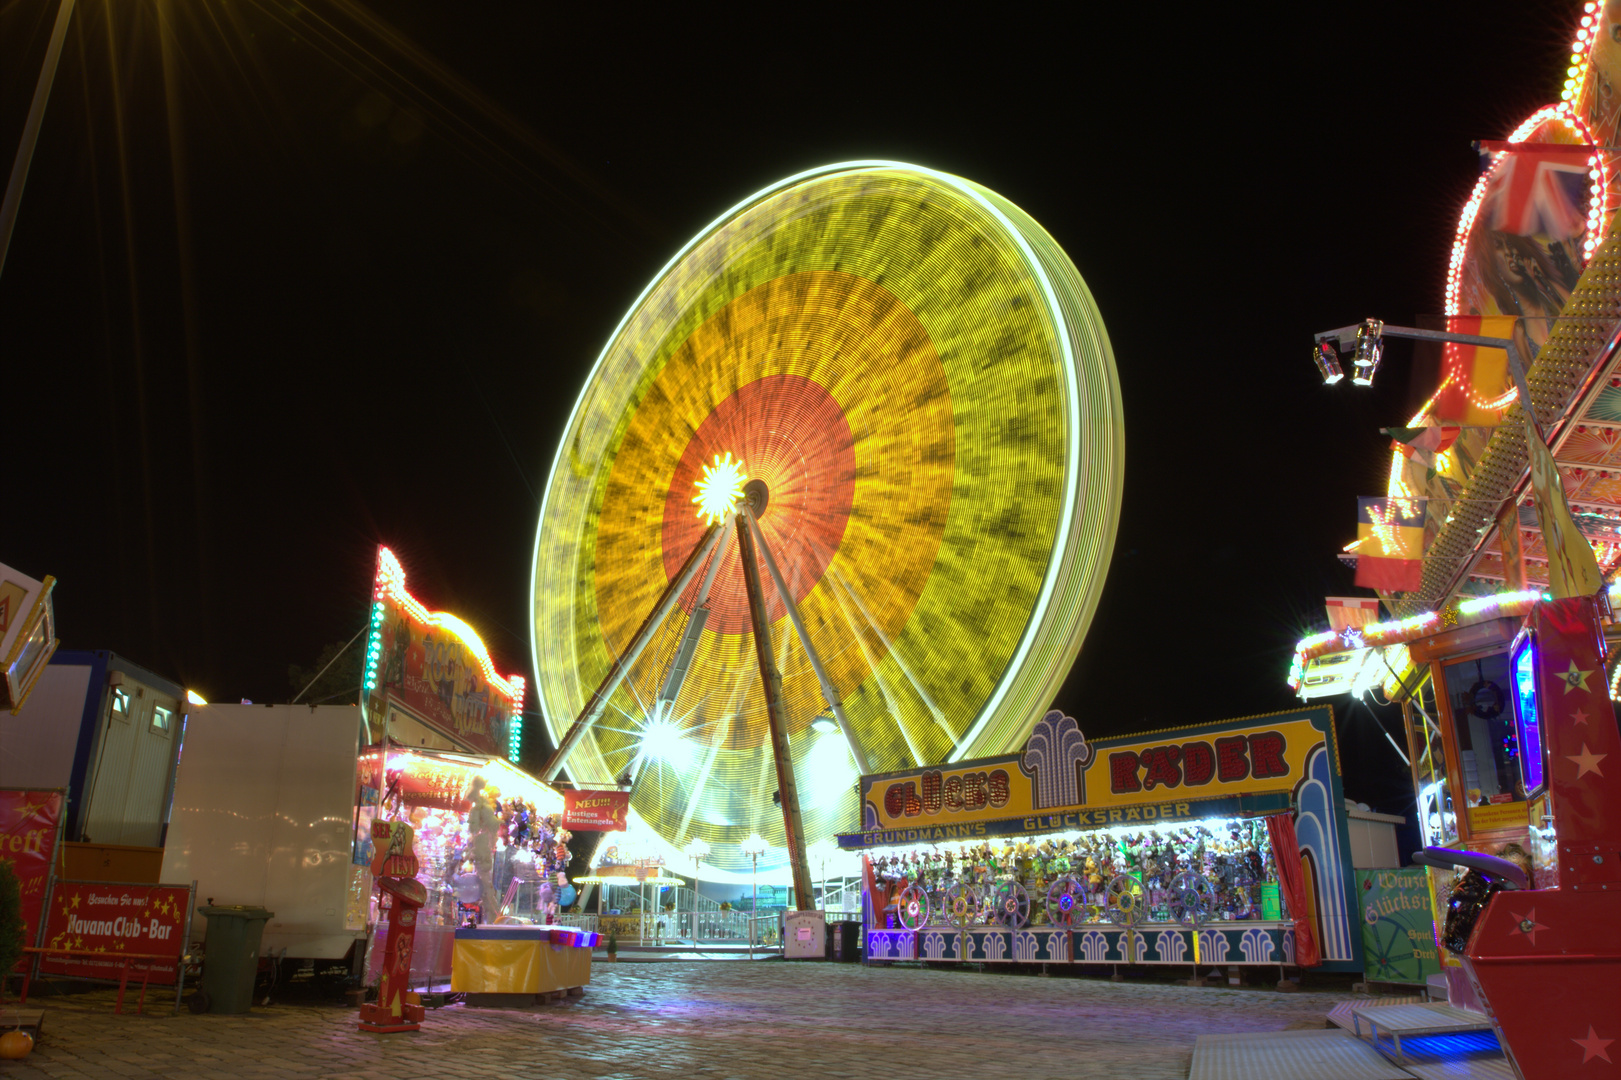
[{"left": 531, "top": 163, "right": 1122, "bottom": 869}]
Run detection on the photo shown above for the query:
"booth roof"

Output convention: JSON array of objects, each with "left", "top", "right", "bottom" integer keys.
[{"left": 383, "top": 745, "right": 564, "bottom": 814}]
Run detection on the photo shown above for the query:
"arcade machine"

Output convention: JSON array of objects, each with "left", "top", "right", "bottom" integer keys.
[{"left": 1404, "top": 595, "right": 1621, "bottom": 1078}]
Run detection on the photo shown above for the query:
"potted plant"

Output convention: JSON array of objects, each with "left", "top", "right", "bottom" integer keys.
[
  {"left": 605, "top": 929, "right": 618, "bottom": 962},
  {"left": 0, "top": 860, "right": 23, "bottom": 983},
  {"left": 0, "top": 860, "right": 34, "bottom": 1059}
]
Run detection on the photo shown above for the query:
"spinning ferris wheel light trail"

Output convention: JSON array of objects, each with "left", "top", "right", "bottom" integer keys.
[{"left": 532, "top": 161, "right": 1123, "bottom": 893}]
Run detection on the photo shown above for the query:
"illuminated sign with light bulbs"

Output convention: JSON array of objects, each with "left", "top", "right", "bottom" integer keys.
[
  {"left": 362, "top": 546, "right": 526, "bottom": 762},
  {"left": 849, "top": 707, "right": 1336, "bottom": 838}
]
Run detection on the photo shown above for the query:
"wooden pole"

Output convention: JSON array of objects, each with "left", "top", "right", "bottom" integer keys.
[{"left": 734, "top": 513, "right": 815, "bottom": 912}]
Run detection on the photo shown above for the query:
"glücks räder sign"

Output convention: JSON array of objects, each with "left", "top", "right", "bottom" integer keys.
[{"left": 851, "top": 710, "right": 1329, "bottom": 839}]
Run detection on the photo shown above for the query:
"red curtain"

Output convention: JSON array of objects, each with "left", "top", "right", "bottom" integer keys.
[
  {"left": 1265, "top": 813, "right": 1322, "bottom": 968},
  {"left": 861, "top": 856, "right": 886, "bottom": 925}
]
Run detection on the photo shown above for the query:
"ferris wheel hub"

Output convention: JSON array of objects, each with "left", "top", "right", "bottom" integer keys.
[{"left": 742, "top": 478, "right": 770, "bottom": 516}]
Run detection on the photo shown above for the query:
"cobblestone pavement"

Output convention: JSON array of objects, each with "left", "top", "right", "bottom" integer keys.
[{"left": 6, "top": 963, "right": 1395, "bottom": 1080}]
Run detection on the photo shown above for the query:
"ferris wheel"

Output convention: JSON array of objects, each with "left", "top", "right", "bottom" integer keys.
[{"left": 531, "top": 162, "right": 1123, "bottom": 882}]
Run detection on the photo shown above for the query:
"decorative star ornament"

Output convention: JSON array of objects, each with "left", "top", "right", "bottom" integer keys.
[
  {"left": 1571, "top": 707, "right": 1591, "bottom": 726},
  {"left": 1560, "top": 660, "right": 1594, "bottom": 694},
  {"left": 1567, "top": 743, "right": 1608, "bottom": 779},
  {"left": 1574, "top": 1025, "right": 1615, "bottom": 1065},
  {"left": 1509, "top": 908, "right": 1549, "bottom": 946}
]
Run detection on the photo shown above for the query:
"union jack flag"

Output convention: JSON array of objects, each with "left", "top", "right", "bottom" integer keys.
[{"left": 1487, "top": 144, "right": 1591, "bottom": 240}]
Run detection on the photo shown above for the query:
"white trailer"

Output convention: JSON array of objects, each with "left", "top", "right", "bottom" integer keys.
[{"left": 160, "top": 703, "right": 370, "bottom": 961}]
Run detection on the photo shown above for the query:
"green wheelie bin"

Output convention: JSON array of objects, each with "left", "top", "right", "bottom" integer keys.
[{"left": 194, "top": 906, "right": 274, "bottom": 1013}]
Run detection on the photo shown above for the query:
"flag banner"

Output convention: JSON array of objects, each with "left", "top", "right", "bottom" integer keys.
[
  {"left": 1383, "top": 424, "right": 1461, "bottom": 462},
  {"left": 1525, "top": 419, "right": 1604, "bottom": 598},
  {"left": 1430, "top": 315, "right": 1518, "bottom": 426},
  {"left": 1325, "top": 597, "right": 1381, "bottom": 634},
  {"left": 0, "top": 789, "right": 63, "bottom": 971},
  {"left": 1382, "top": 424, "right": 1495, "bottom": 471},
  {"left": 1356, "top": 498, "right": 1426, "bottom": 592}
]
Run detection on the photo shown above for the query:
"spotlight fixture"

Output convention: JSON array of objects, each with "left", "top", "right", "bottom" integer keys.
[
  {"left": 1314, "top": 340, "right": 1344, "bottom": 384},
  {"left": 809, "top": 711, "right": 839, "bottom": 734},
  {"left": 1351, "top": 318, "right": 1384, "bottom": 387}
]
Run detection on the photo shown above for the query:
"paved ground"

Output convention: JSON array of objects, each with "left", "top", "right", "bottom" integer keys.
[{"left": 6, "top": 963, "right": 1397, "bottom": 1080}]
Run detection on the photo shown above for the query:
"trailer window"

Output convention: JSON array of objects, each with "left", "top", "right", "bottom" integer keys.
[
  {"left": 151, "top": 705, "right": 173, "bottom": 734},
  {"left": 111, "top": 688, "right": 131, "bottom": 722}
]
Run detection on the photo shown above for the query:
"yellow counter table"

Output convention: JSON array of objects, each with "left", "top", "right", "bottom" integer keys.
[{"left": 450, "top": 926, "right": 592, "bottom": 997}]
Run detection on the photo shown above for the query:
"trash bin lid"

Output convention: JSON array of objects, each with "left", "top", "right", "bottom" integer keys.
[{"left": 197, "top": 905, "right": 275, "bottom": 919}]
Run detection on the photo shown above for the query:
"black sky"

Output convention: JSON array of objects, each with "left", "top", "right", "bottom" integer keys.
[{"left": 0, "top": 2, "right": 1581, "bottom": 815}]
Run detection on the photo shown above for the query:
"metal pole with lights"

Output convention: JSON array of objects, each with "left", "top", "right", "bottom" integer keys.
[
  {"left": 1312, "top": 318, "right": 1535, "bottom": 426},
  {"left": 741, "top": 832, "right": 767, "bottom": 959},
  {"left": 1311, "top": 317, "right": 1585, "bottom": 602},
  {"left": 684, "top": 836, "right": 710, "bottom": 945}
]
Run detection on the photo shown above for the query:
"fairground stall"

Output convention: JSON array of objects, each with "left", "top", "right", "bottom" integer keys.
[
  {"left": 355, "top": 749, "right": 581, "bottom": 988},
  {"left": 1291, "top": 587, "right": 1621, "bottom": 1077},
  {"left": 163, "top": 546, "right": 586, "bottom": 998},
  {"left": 842, "top": 707, "right": 1360, "bottom": 979}
]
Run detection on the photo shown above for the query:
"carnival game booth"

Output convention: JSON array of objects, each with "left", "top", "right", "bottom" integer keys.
[
  {"left": 841, "top": 708, "right": 1360, "bottom": 977},
  {"left": 356, "top": 746, "right": 585, "bottom": 990}
]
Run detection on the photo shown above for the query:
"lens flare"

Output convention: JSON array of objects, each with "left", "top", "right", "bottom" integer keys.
[{"left": 691, "top": 452, "right": 747, "bottom": 525}]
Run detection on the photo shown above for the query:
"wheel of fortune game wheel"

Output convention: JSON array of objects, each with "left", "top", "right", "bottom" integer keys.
[
  {"left": 990, "top": 879, "right": 1032, "bottom": 930},
  {"left": 1046, "top": 875, "right": 1085, "bottom": 927},
  {"left": 1169, "top": 870, "right": 1214, "bottom": 929},
  {"left": 896, "top": 883, "right": 929, "bottom": 931},
  {"left": 531, "top": 162, "right": 1124, "bottom": 870},
  {"left": 945, "top": 882, "right": 981, "bottom": 929},
  {"left": 1105, "top": 873, "right": 1146, "bottom": 928}
]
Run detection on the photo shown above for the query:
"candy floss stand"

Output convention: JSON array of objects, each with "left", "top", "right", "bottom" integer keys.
[{"left": 357, "top": 748, "right": 593, "bottom": 999}]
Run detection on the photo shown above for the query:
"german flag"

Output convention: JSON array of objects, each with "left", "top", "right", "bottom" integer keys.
[
  {"left": 1355, "top": 498, "right": 1425, "bottom": 593},
  {"left": 1430, "top": 315, "right": 1516, "bottom": 425}
]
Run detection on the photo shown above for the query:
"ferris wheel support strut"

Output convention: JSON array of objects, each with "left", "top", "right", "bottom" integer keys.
[
  {"left": 654, "top": 525, "right": 734, "bottom": 715},
  {"left": 743, "top": 507, "right": 871, "bottom": 775},
  {"left": 734, "top": 510, "right": 816, "bottom": 912},
  {"left": 541, "top": 521, "right": 728, "bottom": 782}
]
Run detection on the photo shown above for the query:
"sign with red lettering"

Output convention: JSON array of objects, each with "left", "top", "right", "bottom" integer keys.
[
  {"left": 857, "top": 709, "right": 1331, "bottom": 832},
  {"left": 563, "top": 789, "right": 630, "bottom": 831},
  {"left": 38, "top": 880, "right": 191, "bottom": 984},
  {"left": 0, "top": 789, "right": 63, "bottom": 971}
]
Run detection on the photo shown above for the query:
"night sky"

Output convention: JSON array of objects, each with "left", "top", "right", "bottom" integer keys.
[{"left": 0, "top": 2, "right": 1582, "bottom": 818}]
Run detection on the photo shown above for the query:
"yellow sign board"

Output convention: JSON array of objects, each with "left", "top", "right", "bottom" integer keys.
[{"left": 857, "top": 710, "right": 1332, "bottom": 835}]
